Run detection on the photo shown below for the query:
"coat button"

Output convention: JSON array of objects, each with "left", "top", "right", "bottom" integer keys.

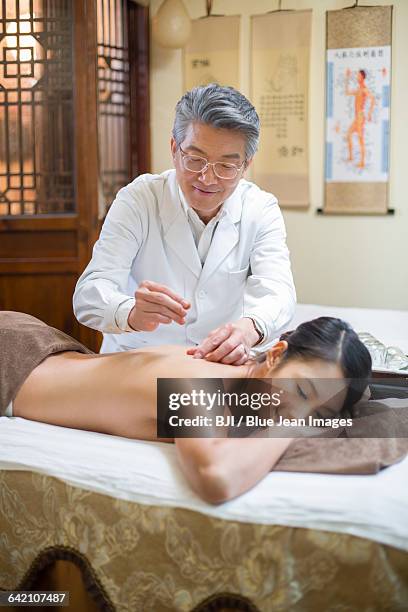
[{"left": 198, "top": 290, "right": 206, "bottom": 298}]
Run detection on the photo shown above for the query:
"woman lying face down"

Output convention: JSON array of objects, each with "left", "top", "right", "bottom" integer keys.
[
  {"left": 2, "top": 312, "right": 371, "bottom": 504},
  {"left": 254, "top": 317, "right": 372, "bottom": 420}
]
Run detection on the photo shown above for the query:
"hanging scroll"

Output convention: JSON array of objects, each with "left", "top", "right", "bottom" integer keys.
[
  {"left": 251, "top": 10, "right": 311, "bottom": 208},
  {"left": 183, "top": 16, "right": 240, "bottom": 90},
  {"left": 324, "top": 6, "right": 393, "bottom": 214}
]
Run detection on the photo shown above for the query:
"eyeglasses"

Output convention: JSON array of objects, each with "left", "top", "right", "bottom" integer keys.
[{"left": 179, "top": 146, "right": 245, "bottom": 180}]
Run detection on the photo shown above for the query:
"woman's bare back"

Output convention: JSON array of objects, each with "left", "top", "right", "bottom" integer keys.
[{"left": 13, "top": 345, "right": 250, "bottom": 441}]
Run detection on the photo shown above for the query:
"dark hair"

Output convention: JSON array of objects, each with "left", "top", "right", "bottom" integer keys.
[
  {"left": 359, "top": 69, "right": 366, "bottom": 79},
  {"left": 173, "top": 83, "right": 260, "bottom": 161},
  {"left": 278, "top": 317, "right": 372, "bottom": 408}
]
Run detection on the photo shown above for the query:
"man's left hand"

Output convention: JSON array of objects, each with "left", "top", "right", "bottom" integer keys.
[{"left": 186, "top": 318, "right": 260, "bottom": 365}]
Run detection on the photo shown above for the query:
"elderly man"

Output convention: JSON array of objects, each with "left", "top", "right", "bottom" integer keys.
[{"left": 73, "top": 84, "right": 296, "bottom": 364}]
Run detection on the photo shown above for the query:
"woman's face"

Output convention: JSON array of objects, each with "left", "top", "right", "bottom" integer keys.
[
  {"left": 270, "top": 357, "right": 347, "bottom": 420},
  {"left": 253, "top": 345, "right": 347, "bottom": 420}
]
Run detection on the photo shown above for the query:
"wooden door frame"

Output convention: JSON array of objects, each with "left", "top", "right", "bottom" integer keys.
[
  {"left": 129, "top": 1, "right": 151, "bottom": 177},
  {"left": 73, "top": 0, "right": 151, "bottom": 349},
  {"left": 73, "top": 0, "right": 100, "bottom": 349},
  {"left": 0, "top": 0, "right": 150, "bottom": 352},
  {"left": 74, "top": 0, "right": 154, "bottom": 269}
]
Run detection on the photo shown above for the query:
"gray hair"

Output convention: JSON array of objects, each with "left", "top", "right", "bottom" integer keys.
[{"left": 173, "top": 84, "right": 260, "bottom": 161}]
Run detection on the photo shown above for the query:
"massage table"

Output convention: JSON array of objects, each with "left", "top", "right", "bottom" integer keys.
[
  {"left": 0, "top": 416, "right": 408, "bottom": 611},
  {"left": 1, "top": 304, "right": 408, "bottom": 611}
]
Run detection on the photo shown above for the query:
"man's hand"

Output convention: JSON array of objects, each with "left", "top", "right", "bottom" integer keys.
[
  {"left": 128, "top": 280, "right": 190, "bottom": 332},
  {"left": 186, "top": 318, "right": 260, "bottom": 365}
]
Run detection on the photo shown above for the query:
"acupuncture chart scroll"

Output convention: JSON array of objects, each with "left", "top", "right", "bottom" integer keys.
[
  {"left": 324, "top": 6, "right": 393, "bottom": 214},
  {"left": 183, "top": 16, "right": 240, "bottom": 90},
  {"left": 251, "top": 10, "right": 312, "bottom": 208}
]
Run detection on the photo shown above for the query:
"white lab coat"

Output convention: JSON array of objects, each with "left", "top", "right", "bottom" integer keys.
[{"left": 73, "top": 170, "right": 296, "bottom": 353}]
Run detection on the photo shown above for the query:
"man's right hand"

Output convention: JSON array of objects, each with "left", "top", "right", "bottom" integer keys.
[{"left": 127, "top": 280, "right": 190, "bottom": 332}]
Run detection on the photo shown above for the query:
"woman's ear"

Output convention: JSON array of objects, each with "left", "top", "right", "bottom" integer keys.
[{"left": 266, "top": 340, "right": 288, "bottom": 370}]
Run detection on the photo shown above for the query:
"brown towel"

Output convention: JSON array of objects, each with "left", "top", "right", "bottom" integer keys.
[
  {"left": 0, "top": 311, "right": 94, "bottom": 416},
  {"left": 347, "top": 398, "right": 408, "bottom": 438},
  {"left": 274, "top": 437, "right": 408, "bottom": 475},
  {"left": 273, "top": 396, "right": 408, "bottom": 475}
]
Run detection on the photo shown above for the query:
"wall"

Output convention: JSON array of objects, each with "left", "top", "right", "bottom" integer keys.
[{"left": 150, "top": 0, "right": 408, "bottom": 310}]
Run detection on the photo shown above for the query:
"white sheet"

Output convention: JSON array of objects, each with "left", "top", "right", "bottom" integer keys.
[
  {"left": 290, "top": 303, "right": 408, "bottom": 354},
  {"left": 1, "top": 417, "right": 407, "bottom": 553}
]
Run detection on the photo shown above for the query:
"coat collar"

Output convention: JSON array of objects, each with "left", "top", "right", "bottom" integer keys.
[
  {"left": 200, "top": 184, "right": 242, "bottom": 284},
  {"left": 159, "top": 170, "right": 243, "bottom": 281},
  {"left": 159, "top": 171, "right": 201, "bottom": 277}
]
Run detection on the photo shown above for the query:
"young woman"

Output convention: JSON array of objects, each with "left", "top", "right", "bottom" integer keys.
[{"left": 0, "top": 311, "right": 371, "bottom": 503}]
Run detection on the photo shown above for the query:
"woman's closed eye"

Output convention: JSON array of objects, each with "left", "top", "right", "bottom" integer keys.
[{"left": 296, "top": 384, "right": 308, "bottom": 400}]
